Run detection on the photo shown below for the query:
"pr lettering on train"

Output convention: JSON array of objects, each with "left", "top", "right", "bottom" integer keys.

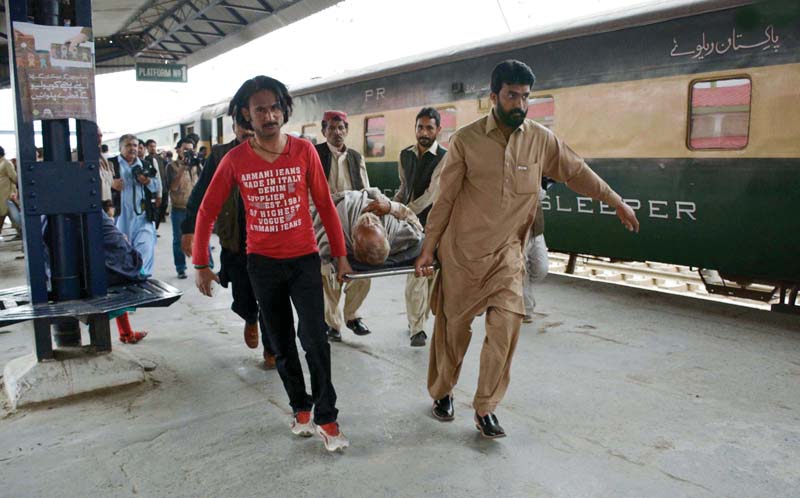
[{"left": 364, "top": 87, "right": 386, "bottom": 103}]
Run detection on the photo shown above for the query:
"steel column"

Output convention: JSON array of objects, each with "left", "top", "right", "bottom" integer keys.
[{"left": 5, "top": 0, "right": 109, "bottom": 358}]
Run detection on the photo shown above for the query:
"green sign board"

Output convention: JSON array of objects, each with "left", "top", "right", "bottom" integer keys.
[{"left": 135, "top": 62, "right": 187, "bottom": 83}]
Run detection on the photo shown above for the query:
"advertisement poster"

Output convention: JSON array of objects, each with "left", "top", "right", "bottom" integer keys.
[{"left": 12, "top": 22, "right": 96, "bottom": 122}]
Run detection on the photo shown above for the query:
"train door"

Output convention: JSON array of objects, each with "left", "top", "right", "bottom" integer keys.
[
  {"left": 216, "top": 116, "right": 224, "bottom": 144},
  {"left": 301, "top": 123, "right": 318, "bottom": 144}
]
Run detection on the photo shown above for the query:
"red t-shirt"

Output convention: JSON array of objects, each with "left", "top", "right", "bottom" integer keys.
[{"left": 192, "top": 136, "right": 346, "bottom": 265}]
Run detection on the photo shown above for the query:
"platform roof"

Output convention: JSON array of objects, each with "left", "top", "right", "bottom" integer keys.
[{"left": 0, "top": 0, "right": 340, "bottom": 86}]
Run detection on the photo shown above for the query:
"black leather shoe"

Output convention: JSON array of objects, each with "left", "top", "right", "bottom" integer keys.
[
  {"left": 474, "top": 412, "right": 506, "bottom": 439},
  {"left": 431, "top": 394, "right": 454, "bottom": 421},
  {"left": 410, "top": 330, "right": 427, "bottom": 347},
  {"left": 346, "top": 318, "right": 371, "bottom": 336},
  {"left": 327, "top": 326, "right": 342, "bottom": 342}
]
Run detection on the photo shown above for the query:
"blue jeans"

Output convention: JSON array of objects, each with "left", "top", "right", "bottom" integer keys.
[
  {"left": 171, "top": 208, "right": 213, "bottom": 273},
  {"left": 6, "top": 199, "right": 21, "bottom": 227}
]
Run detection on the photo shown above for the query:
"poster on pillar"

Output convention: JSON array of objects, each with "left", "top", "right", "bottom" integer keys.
[{"left": 12, "top": 22, "right": 96, "bottom": 122}]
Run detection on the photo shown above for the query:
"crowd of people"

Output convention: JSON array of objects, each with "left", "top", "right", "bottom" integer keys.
[{"left": 3, "top": 59, "right": 639, "bottom": 453}]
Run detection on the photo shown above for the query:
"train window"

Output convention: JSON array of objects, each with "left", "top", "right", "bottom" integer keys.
[
  {"left": 301, "top": 124, "right": 318, "bottom": 144},
  {"left": 436, "top": 107, "right": 457, "bottom": 148},
  {"left": 688, "top": 77, "right": 751, "bottom": 150},
  {"left": 365, "top": 116, "right": 385, "bottom": 158},
  {"left": 527, "top": 96, "right": 554, "bottom": 128}
]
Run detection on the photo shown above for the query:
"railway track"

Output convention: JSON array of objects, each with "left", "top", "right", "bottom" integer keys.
[{"left": 547, "top": 252, "right": 773, "bottom": 310}]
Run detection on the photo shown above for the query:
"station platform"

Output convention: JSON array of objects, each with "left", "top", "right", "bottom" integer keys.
[{"left": 1, "top": 222, "right": 798, "bottom": 498}]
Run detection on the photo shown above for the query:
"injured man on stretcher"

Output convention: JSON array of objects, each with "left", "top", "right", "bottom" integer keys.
[
  {"left": 314, "top": 188, "right": 425, "bottom": 343},
  {"left": 314, "top": 187, "right": 425, "bottom": 274}
]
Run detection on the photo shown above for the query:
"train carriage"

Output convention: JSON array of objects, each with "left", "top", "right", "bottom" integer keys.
[
  {"left": 130, "top": 0, "right": 800, "bottom": 306},
  {"left": 284, "top": 0, "right": 799, "bottom": 300}
]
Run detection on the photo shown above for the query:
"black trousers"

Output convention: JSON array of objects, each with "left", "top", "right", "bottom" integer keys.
[
  {"left": 247, "top": 252, "right": 338, "bottom": 425},
  {"left": 219, "top": 247, "right": 273, "bottom": 354},
  {"left": 158, "top": 192, "right": 168, "bottom": 223}
]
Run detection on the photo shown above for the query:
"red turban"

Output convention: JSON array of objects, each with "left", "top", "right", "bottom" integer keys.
[{"left": 322, "top": 110, "right": 347, "bottom": 123}]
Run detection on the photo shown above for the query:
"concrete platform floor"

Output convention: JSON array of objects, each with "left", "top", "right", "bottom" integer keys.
[{"left": 1, "top": 223, "right": 799, "bottom": 498}]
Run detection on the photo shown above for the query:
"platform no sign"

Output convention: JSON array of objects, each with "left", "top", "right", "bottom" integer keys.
[{"left": 136, "top": 62, "right": 188, "bottom": 83}]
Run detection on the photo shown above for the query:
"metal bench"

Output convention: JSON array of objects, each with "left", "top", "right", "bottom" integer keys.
[{"left": 0, "top": 279, "right": 182, "bottom": 360}]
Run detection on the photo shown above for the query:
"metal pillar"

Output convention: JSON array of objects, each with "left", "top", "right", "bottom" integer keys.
[
  {"left": 6, "top": 0, "right": 109, "bottom": 360},
  {"left": 88, "top": 314, "right": 112, "bottom": 353},
  {"left": 35, "top": 0, "right": 81, "bottom": 347}
]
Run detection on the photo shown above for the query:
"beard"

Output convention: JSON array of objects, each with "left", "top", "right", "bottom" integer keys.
[
  {"left": 417, "top": 136, "right": 434, "bottom": 148},
  {"left": 496, "top": 105, "right": 526, "bottom": 129}
]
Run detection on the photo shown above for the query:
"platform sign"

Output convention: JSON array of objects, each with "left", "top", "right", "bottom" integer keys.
[
  {"left": 136, "top": 63, "right": 187, "bottom": 83},
  {"left": 12, "top": 22, "right": 96, "bottom": 122}
]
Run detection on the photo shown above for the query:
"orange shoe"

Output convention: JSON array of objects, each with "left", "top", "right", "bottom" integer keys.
[
  {"left": 244, "top": 322, "right": 259, "bottom": 349},
  {"left": 263, "top": 351, "right": 277, "bottom": 370}
]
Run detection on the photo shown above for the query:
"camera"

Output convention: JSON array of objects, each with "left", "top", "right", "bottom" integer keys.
[
  {"left": 129, "top": 163, "right": 158, "bottom": 222},
  {"left": 131, "top": 161, "right": 157, "bottom": 182},
  {"left": 139, "top": 188, "right": 158, "bottom": 222},
  {"left": 182, "top": 149, "right": 202, "bottom": 167}
]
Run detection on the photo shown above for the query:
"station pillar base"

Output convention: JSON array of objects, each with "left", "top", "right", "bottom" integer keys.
[{"left": 3, "top": 347, "right": 145, "bottom": 410}]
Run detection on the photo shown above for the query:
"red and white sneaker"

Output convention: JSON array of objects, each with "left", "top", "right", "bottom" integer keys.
[
  {"left": 290, "top": 411, "right": 315, "bottom": 437},
  {"left": 316, "top": 422, "right": 349, "bottom": 452}
]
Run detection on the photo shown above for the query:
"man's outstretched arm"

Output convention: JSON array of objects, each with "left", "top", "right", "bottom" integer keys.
[{"left": 543, "top": 135, "right": 639, "bottom": 233}]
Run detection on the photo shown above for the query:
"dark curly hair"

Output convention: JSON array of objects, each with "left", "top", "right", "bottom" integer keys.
[{"left": 229, "top": 75, "right": 293, "bottom": 130}]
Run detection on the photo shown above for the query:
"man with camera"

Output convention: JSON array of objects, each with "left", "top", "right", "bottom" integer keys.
[
  {"left": 115, "top": 134, "right": 161, "bottom": 277},
  {"left": 166, "top": 137, "right": 211, "bottom": 279}
]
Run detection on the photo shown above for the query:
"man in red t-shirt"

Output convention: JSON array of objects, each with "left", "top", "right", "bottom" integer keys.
[{"left": 193, "top": 76, "right": 352, "bottom": 453}]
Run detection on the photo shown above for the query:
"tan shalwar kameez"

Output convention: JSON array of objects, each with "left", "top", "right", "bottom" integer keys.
[
  {"left": 0, "top": 157, "right": 18, "bottom": 219},
  {"left": 99, "top": 155, "right": 114, "bottom": 203},
  {"left": 425, "top": 112, "right": 622, "bottom": 414},
  {"left": 0, "top": 157, "right": 18, "bottom": 234}
]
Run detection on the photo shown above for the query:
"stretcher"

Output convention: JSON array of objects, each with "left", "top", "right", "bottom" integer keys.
[
  {"left": 343, "top": 262, "right": 439, "bottom": 280},
  {"left": 336, "top": 238, "right": 438, "bottom": 280}
]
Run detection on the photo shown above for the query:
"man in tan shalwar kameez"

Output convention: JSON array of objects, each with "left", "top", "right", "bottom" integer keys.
[
  {"left": 415, "top": 60, "right": 639, "bottom": 439},
  {"left": 0, "top": 146, "right": 18, "bottom": 238}
]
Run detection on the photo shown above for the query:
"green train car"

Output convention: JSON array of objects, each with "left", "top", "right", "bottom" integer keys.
[{"left": 139, "top": 0, "right": 800, "bottom": 307}]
